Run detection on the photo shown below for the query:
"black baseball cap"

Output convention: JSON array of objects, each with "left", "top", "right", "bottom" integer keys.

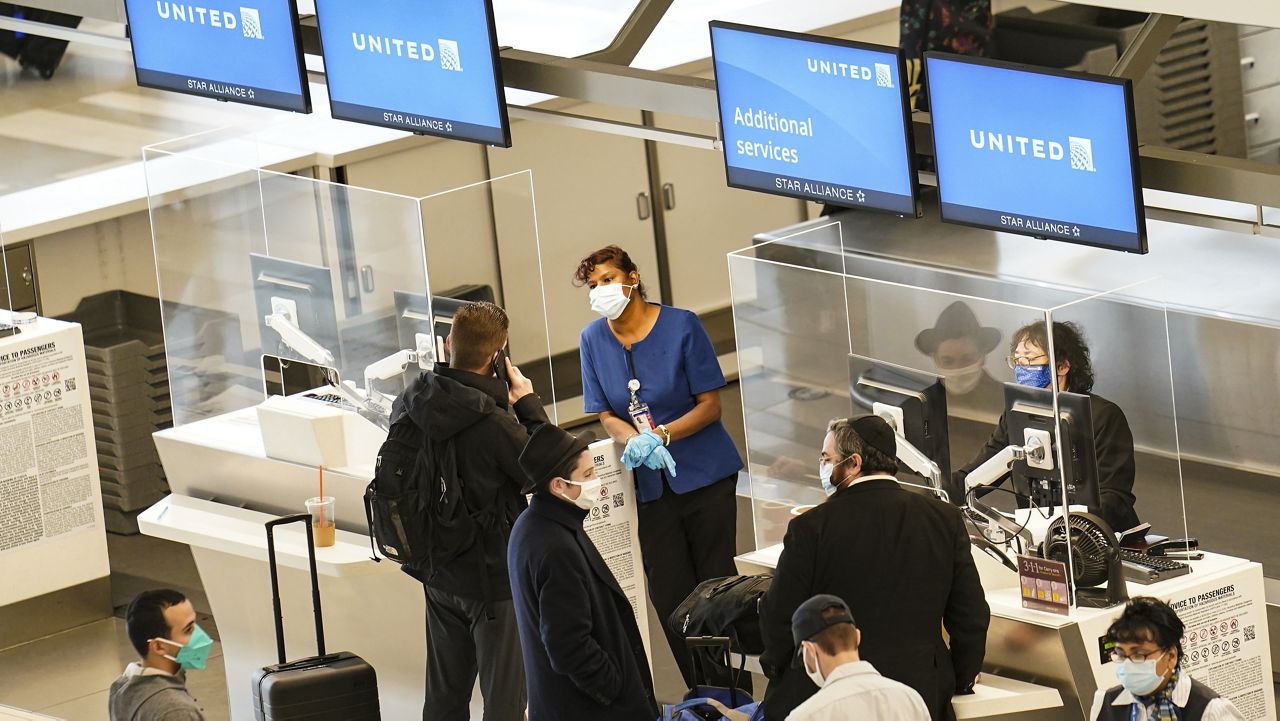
[
  {"left": 791, "top": 594, "right": 857, "bottom": 647},
  {"left": 849, "top": 414, "right": 896, "bottom": 459},
  {"left": 518, "top": 424, "right": 596, "bottom": 494}
]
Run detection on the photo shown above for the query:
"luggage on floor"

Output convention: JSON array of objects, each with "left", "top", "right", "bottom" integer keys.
[{"left": 251, "top": 513, "right": 381, "bottom": 720}]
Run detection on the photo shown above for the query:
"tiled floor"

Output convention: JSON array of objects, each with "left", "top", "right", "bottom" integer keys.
[{"left": 0, "top": 618, "right": 227, "bottom": 720}]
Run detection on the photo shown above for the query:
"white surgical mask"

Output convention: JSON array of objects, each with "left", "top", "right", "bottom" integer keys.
[
  {"left": 558, "top": 477, "right": 603, "bottom": 511},
  {"left": 802, "top": 644, "right": 826, "bottom": 688},
  {"left": 1115, "top": 652, "right": 1168, "bottom": 696},
  {"left": 941, "top": 361, "right": 984, "bottom": 395},
  {"left": 589, "top": 284, "right": 635, "bottom": 320},
  {"left": 818, "top": 455, "right": 852, "bottom": 496}
]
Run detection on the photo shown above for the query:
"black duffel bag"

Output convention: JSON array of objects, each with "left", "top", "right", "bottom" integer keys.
[{"left": 669, "top": 574, "right": 773, "bottom": 656}]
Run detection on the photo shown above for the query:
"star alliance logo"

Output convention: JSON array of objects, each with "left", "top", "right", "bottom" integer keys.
[
  {"left": 240, "top": 7, "right": 263, "bottom": 39},
  {"left": 1068, "top": 136, "right": 1096, "bottom": 172},
  {"left": 439, "top": 38, "right": 462, "bottom": 72}
]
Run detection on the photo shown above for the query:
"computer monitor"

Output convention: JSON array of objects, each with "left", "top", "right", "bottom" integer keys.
[
  {"left": 709, "top": 21, "right": 918, "bottom": 215},
  {"left": 848, "top": 354, "right": 953, "bottom": 500},
  {"left": 1003, "top": 383, "right": 1102, "bottom": 513},
  {"left": 123, "top": 0, "right": 311, "bottom": 113},
  {"left": 314, "top": 0, "right": 510, "bottom": 146},
  {"left": 924, "top": 52, "right": 1146, "bottom": 253},
  {"left": 393, "top": 286, "right": 495, "bottom": 365},
  {"left": 250, "top": 254, "right": 340, "bottom": 365}
]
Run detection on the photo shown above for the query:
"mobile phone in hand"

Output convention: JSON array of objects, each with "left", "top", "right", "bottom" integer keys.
[{"left": 493, "top": 348, "right": 511, "bottom": 386}]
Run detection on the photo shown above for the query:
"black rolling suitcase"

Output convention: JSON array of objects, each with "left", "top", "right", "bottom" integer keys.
[{"left": 251, "top": 514, "right": 381, "bottom": 720}]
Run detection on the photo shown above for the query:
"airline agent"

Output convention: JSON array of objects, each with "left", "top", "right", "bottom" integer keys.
[{"left": 575, "top": 245, "right": 743, "bottom": 688}]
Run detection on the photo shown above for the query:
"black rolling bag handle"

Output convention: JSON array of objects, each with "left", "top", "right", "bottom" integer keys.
[{"left": 265, "top": 514, "right": 326, "bottom": 665}]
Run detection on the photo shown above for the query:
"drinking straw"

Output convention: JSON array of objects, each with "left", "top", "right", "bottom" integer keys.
[{"left": 319, "top": 466, "right": 325, "bottom": 528}]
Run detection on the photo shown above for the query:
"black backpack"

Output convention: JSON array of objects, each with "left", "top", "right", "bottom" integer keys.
[{"left": 363, "top": 412, "right": 477, "bottom": 579}]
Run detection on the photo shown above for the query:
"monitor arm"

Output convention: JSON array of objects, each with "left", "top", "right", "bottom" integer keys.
[
  {"left": 264, "top": 298, "right": 335, "bottom": 367},
  {"left": 963, "top": 427, "right": 1054, "bottom": 492},
  {"left": 361, "top": 349, "right": 430, "bottom": 417},
  {"left": 871, "top": 403, "right": 943, "bottom": 492}
]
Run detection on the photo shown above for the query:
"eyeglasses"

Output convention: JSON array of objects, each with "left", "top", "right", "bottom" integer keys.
[
  {"left": 1110, "top": 649, "right": 1166, "bottom": 664},
  {"left": 1005, "top": 354, "right": 1049, "bottom": 369}
]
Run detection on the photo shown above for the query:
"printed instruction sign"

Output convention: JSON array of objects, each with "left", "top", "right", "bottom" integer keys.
[
  {"left": 1167, "top": 572, "right": 1274, "bottom": 721},
  {"left": 1018, "top": 555, "right": 1070, "bottom": 616},
  {"left": 0, "top": 328, "right": 98, "bottom": 555},
  {"left": 583, "top": 438, "right": 654, "bottom": 670}
]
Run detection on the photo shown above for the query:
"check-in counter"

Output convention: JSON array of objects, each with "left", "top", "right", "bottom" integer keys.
[{"left": 737, "top": 544, "right": 1274, "bottom": 721}]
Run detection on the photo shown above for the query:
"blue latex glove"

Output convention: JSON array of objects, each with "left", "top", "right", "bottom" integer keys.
[
  {"left": 642, "top": 445, "right": 678, "bottom": 477},
  {"left": 621, "top": 430, "right": 663, "bottom": 470}
]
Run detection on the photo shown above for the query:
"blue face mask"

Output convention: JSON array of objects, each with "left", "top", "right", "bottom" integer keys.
[
  {"left": 1115, "top": 652, "right": 1168, "bottom": 696},
  {"left": 1014, "top": 363, "right": 1054, "bottom": 389},
  {"left": 157, "top": 624, "right": 214, "bottom": 671}
]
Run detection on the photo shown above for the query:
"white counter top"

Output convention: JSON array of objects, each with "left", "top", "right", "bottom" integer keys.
[{"left": 139, "top": 494, "right": 390, "bottom": 578}]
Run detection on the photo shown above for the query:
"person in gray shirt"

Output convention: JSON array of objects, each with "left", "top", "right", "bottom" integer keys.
[{"left": 109, "top": 589, "right": 210, "bottom": 721}]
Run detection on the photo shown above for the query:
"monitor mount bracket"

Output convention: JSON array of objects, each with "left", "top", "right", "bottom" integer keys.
[
  {"left": 264, "top": 297, "right": 335, "bottom": 367},
  {"left": 872, "top": 402, "right": 944, "bottom": 492}
]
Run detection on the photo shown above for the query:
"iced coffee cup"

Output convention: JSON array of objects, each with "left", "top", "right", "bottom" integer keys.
[{"left": 305, "top": 496, "right": 336, "bottom": 548}]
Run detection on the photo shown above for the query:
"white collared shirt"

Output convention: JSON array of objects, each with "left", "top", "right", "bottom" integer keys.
[
  {"left": 786, "top": 660, "right": 932, "bottom": 721},
  {"left": 1088, "top": 672, "right": 1245, "bottom": 721}
]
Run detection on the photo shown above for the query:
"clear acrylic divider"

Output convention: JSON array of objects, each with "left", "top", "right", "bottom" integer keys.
[
  {"left": 1047, "top": 282, "right": 1188, "bottom": 607},
  {"left": 419, "top": 170, "right": 555, "bottom": 420},
  {"left": 730, "top": 232, "right": 1185, "bottom": 609},
  {"left": 145, "top": 134, "right": 426, "bottom": 426}
]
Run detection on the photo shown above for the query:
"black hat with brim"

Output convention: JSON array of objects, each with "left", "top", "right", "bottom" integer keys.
[
  {"left": 915, "top": 301, "right": 1001, "bottom": 356},
  {"left": 519, "top": 424, "right": 596, "bottom": 494}
]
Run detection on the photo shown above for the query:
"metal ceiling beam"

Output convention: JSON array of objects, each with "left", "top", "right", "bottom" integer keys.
[
  {"left": 579, "top": 0, "right": 675, "bottom": 65},
  {"left": 499, "top": 49, "right": 719, "bottom": 120},
  {"left": 1110, "top": 13, "right": 1182, "bottom": 81}
]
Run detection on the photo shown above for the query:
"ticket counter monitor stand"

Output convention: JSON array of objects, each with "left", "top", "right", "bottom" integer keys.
[
  {"left": 725, "top": 227, "right": 1275, "bottom": 721},
  {"left": 140, "top": 130, "right": 551, "bottom": 719}
]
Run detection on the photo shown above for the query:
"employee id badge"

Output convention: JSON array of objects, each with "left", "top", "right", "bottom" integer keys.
[{"left": 626, "top": 378, "right": 655, "bottom": 434}]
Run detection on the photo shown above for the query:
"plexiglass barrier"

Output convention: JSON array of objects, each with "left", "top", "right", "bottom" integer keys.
[
  {"left": 730, "top": 228, "right": 1187, "bottom": 607},
  {"left": 144, "top": 126, "right": 551, "bottom": 428}
]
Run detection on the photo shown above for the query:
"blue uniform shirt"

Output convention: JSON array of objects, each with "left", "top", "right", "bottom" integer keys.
[{"left": 580, "top": 306, "right": 743, "bottom": 503}]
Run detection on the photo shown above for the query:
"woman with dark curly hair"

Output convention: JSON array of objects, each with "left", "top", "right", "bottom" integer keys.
[
  {"left": 954, "top": 320, "right": 1140, "bottom": 532},
  {"left": 573, "top": 245, "right": 743, "bottom": 689}
]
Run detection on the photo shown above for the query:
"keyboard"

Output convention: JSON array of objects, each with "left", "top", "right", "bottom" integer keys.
[{"left": 1120, "top": 549, "right": 1192, "bottom": 584}]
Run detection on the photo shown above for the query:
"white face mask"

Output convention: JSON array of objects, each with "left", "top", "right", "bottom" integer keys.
[
  {"left": 802, "top": 643, "right": 826, "bottom": 688},
  {"left": 558, "top": 477, "right": 603, "bottom": 511},
  {"left": 589, "top": 284, "right": 635, "bottom": 320},
  {"left": 940, "top": 361, "right": 984, "bottom": 395}
]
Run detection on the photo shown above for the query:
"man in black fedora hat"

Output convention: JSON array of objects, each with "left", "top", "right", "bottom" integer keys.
[
  {"left": 915, "top": 301, "right": 1003, "bottom": 418},
  {"left": 507, "top": 424, "right": 658, "bottom": 721}
]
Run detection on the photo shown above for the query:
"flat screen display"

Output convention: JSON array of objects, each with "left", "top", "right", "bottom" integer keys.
[
  {"left": 925, "top": 53, "right": 1147, "bottom": 253},
  {"left": 124, "top": 0, "right": 310, "bottom": 113},
  {"left": 315, "top": 0, "right": 510, "bottom": 147},
  {"left": 709, "top": 21, "right": 917, "bottom": 215}
]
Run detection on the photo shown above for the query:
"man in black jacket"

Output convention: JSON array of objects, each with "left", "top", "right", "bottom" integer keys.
[
  {"left": 955, "top": 320, "right": 1140, "bottom": 533},
  {"left": 508, "top": 423, "right": 658, "bottom": 721},
  {"left": 760, "top": 415, "right": 990, "bottom": 721},
  {"left": 392, "top": 301, "right": 546, "bottom": 721}
]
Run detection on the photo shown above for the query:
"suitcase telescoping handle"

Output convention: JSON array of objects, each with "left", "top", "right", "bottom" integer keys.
[{"left": 265, "top": 514, "right": 326, "bottom": 665}]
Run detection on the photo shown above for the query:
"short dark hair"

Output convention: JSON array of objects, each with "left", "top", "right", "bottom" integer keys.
[
  {"left": 572, "top": 245, "right": 648, "bottom": 300},
  {"left": 1107, "top": 597, "right": 1185, "bottom": 667},
  {"left": 126, "top": 589, "right": 188, "bottom": 657},
  {"left": 449, "top": 301, "right": 508, "bottom": 372},
  {"left": 1011, "top": 321, "right": 1095, "bottom": 394},
  {"left": 811, "top": 605, "right": 859, "bottom": 656},
  {"left": 827, "top": 418, "right": 899, "bottom": 476}
]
